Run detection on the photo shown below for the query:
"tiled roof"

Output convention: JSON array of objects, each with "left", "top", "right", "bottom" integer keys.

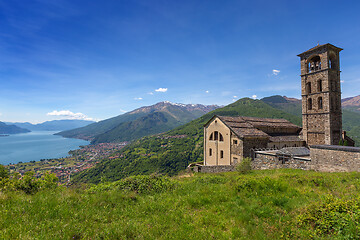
[
  {"left": 297, "top": 43, "right": 343, "bottom": 57},
  {"left": 217, "top": 115, "right": 301, "bottom": 139},
  {"left": 269, "top": 135, "right": 303, "bottom": 142}
]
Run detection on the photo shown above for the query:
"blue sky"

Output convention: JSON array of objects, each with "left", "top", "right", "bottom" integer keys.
[{"left": 1, "top": 0, "right": 360, "bottom": 123}]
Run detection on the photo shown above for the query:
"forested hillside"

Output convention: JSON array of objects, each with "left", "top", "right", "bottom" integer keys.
[
  {"left": 72, "top": 98, "right": 302, "bottom": 183},
  {"left": 57, "top": 102, "right": 218, "bottom": 142}
]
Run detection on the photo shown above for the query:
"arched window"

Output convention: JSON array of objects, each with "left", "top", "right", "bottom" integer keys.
[
  {"left": 210, "top": 131, "right": 223, "bottom": 142},
  {"left": 308, "top": 98, "right": 313, "bottom": 110},
  {"left": 306, "top": 82, "right": 311, "bottom": 94},
  {"left": 220, "top": 150, "right": 224, "bottom": 159},
  {"left": 318, "top": 97, "right": 323, "bottom": 109},
  {"left": 317, "top": 79, "right": 322, "bottom": 92},
  {"left": 209, "top": 148, "right": 212, "bottom": 156},
  {"left": 308, "top": 56, "right": 321, "bottom": 73},
  {"left": 219, "top": 133, "right": 224, "bottom": 142}
]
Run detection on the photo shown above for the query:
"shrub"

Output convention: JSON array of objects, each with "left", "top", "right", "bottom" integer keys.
[
  {"left": 297, "top": 195, "right": 360, "bottom": 237},
  {"left": 0, "top": 171, "right": 59, "bottom": 194},
  {"left": 236, "top": 157, "right": 252, "bottom": 174}
]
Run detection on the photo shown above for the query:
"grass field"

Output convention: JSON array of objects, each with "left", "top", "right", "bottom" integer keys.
[{"left": 1, "top": 169, "right": 360, "bottom": 239}]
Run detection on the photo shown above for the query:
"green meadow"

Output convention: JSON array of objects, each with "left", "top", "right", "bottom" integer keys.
[{"left": 1, "top": 169, "right": 360, "bottom": 239}]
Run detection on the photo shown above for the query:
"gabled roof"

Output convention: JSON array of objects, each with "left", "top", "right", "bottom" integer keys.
[
  {"left": 297, "top": 43, "right": 343, "bottom": 57},
  {"left": 207, "top": 115, "right": 302, "bottom": 139},
  {"left": 269, "top": 135, "right": 303, "bottom": 142}
]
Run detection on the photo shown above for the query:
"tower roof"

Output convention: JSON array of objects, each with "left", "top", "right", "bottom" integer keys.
[{"left": 297, "top": 43, "right": 343, "bottom": 57}]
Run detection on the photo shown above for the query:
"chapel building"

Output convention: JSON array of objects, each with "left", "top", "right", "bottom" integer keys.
[{"left": 203, "top": 43, "right": 355, "bottom": 167}]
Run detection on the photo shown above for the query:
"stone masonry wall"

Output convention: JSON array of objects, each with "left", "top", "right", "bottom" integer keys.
[
  {"left": 252, "top": 152, "right": 312, "bottom": 170},
  {"left": 194, "top": 165, "right": 235, "bottom": 173},
  {"left": 310, "top": 145, "right": 360, "bottom": 172}
]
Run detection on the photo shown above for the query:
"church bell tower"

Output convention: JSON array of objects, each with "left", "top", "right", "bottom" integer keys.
[{"left": 298, "top": 43, "right": 343, "bottom": 146}]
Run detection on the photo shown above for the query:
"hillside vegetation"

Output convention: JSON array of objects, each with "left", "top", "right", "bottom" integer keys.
[
  {"left": 57, "top": 102, "right": 218, "bottom": 142},
  {"left": 2, "top": 169, "right": 360, "bottom": 239},
  {"left": 72, "top": 98, "right": 302, "bottom": 183}
]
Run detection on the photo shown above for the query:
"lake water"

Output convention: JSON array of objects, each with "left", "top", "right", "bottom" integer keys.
[{"left": 0, "top": 131, "right": 89, "bottom": 165}]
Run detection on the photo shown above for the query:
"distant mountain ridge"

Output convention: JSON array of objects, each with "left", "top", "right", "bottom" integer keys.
[
  {"left": 56, "top": 101, "right": 220, "bottom": 143},
  {"left": 7, "top": 120, "right": 94, "bottom": 131},
  {"left": 0, "top": 122, "right": 30, "bottom": 134},
  {"left": 342, "top": 95, "right": 360, "bottom": 106}
]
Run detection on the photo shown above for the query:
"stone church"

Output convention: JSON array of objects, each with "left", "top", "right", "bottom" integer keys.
[{"left": 203, "top": 43, "right": 356, "bottom": 168}]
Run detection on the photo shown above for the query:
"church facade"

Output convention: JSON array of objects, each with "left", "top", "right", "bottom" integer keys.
[{"left": 203, "top": 43, "right": 355, "bottom": 167}]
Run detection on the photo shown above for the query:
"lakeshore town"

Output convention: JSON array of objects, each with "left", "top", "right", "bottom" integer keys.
[{"left": 7, "top": 142, "right": 128, "bottom": 184}]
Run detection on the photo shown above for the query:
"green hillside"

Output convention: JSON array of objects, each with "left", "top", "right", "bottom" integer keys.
[
  {"left": 57, "top": 102, "right": 217, "bottom": 142},
  {"left": 261, "top": 95, "right": 302, "bottom": 120},
  {"left": 91, "top": 105, "right": 208, "bottom": 144},
  {"left": 55, "top": 111, "right": 149, "bottom": 140},
  {"left": 2, "top": 169, "right": 360, "bottom": 239},
  {"left": 72, "top": 98, "right": 302, "bottom": 183}
]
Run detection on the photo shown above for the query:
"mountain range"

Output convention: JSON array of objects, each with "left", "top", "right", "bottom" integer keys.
[
  {"left": 56, "top": 101, "right": 219, "bottom": 143},
  {"left": 7, "top": 120, "right": 95, "bottom": 132},
  {"left": 0, "top": 122, "right": 30, "bottom": 134},
  {"left": 71, "top": 95, "right": 360, "bottom": 184}
]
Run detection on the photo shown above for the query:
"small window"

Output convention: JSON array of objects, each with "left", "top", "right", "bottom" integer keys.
[
  {"left": 209, "top": 133, "right": 213, "bottom": 140},
  {"left": 214, "top": 131, "right": 218, "bottom": 141},
  {"left": 219, "top": 133, "right": 224, "bottom": 142},
  {"left": 318, "top": 97, "right": 323, "bottom": 109},
  {"left": 306, "top": 82, "right": 311, "bottom": 94},
  {"left": 233, "top": 157, "right": 238, "bottom": 164},
  {"left": 220, "top": 150, "right": 224, "bottom": 158},
  {"left": 233, "top": 139, "right": 238, "bottom": 145},
  {"left": 318, "top": 80, "right": 322, "bottom": 92},
  {"left": 209, "top": 148, "right": 212, "bottom": 156},
  {"left": 308, "top": 98, "right": 312, "bottom": 110}
]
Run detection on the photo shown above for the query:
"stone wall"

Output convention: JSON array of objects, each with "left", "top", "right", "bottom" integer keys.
[
  {"left": 310, "top": 145, "right": 360, "bottom": 172},
  {"left": 252, "top": 151, "right": 312, "bottom": 170},
  {"left": 193, "top": 165, "right": 235, "bottom": 173}
]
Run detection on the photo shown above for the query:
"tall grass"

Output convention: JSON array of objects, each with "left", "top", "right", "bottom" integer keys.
[{"left": 1, "top": 170, "right": 360, "bottom": 239}]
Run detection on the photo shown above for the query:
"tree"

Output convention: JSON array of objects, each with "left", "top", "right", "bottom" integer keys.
[{"left": 0, "top": 165, "right": 9, "bottom": 178}]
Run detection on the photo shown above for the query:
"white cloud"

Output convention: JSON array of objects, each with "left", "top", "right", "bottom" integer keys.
[
  {"left": 233, "top": 95, "right": 238, "bottom": 98},
  {"left": 340, "top": 80, "right": 345, "bottom": 83},
  {"left": 134, "top": 97, "right": 143, "bottom": 100},
  {"left": 272, "top": 69, "right": 280, "bottom": 75},
  {"left": 47, "top": 110, "right": 94, "bottom": 121},
  {"left": 148, "top": 92, "right": 154, "bottom": 95},
  {"left": 205, "top": 90, "right": 210, "bottom": 94},
  {"left": 155, "top": 88, "right": 168, "bottom": 93},
  {"left": 252, "top": 95, "right": 257, "bottom": 99},
  {"left": 119, "top": 109, "right": 127, "bottom": 113}
]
